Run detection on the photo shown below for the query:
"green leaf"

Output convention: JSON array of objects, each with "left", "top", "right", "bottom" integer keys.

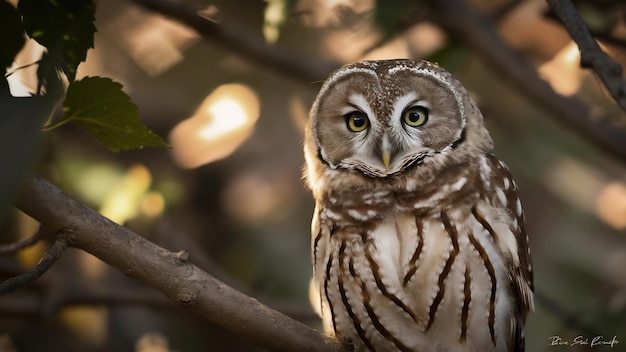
[
  {"left": 18, "top": 0, "right": 96, "bottom": 81},
  {"left": 50, "top": 76, "right": 168, "bottom": 152},
  {"left": 0, "top": 1, "right": 26, "bottom": 70}
]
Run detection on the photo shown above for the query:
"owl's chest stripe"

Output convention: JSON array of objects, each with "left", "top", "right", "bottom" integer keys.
[
  {"left": 313, "top": 223, "right": 336, "bottom": 272},
  {"left": 313, "top": 230, "right": 322, "bottom": 271},
  {"left": 472, "top": 206, "right": 497, "bottom": 242},
  {"left": 426, "top": 211, "right": 460, "bottom": 330},
  {"left": 323, "top": 251, "right": 338, "bottom": 333},
  {"left": 362, "top": 232, "right": 419, "bottom": 323},
  {"left": 460, "top": 266, "right": 472, "bottom": 343},
  {"left": 336, "top": 241, "right": 375, "bottom": 350},
  {"left": 336, "top": 238, "right": 413, "bottom": 352},
  {"left": 360, "top": 277, "right": 414, "bottom": 352},
  {"left": 326, "top": 230, "right": 422, "bottom": 351},
  {"left": 469, "top": 209, "right": 498, "bottom": 346},
  {"left": 402, "top": 217, "right": 424, "bottom": 286}
]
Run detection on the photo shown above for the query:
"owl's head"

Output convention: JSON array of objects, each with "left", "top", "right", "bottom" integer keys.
[{"left": 305, "top": 59, "right": 493, "bottom": 185}]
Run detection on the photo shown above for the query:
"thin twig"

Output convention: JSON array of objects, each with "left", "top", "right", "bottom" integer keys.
[
  {"left": 0, "top": 228, "right": 44, "bottom": 254},
  {"left": 129, "top": 0, "right": 337, "bottom": 83},
  {"left": 0, "top": 234, "right": 69, "bottom": 294},
  {"left": 424, "top": 0, "right": 626, "bottom": 164},
  {"left": 547, "top": 0, "right": 626, "bottom": 113},
  {"left": 0, "top": 282, "right": 174, "bottom": 317}
]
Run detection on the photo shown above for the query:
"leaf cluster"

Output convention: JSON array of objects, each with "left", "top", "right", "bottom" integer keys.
[{"left": 1, "top": 0, "right": 167, "bottom": 219}]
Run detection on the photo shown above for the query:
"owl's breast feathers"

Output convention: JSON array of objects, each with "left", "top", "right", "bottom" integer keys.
[{"left": 313, "top": 153, "right": 533, "bottom": 352}]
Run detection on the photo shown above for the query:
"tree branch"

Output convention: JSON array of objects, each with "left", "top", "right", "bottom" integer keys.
[
  {"left": 129, "top": 0, "right": 337, "bottom": 83},
  {"left": 547, "top": 0, "right": 626, "bottom": 113},
  {"left": 0, "top": 281, "right": 174, "bottom": 318},
  {"left": 0, "top": 227, "right": 44, "bottom": 254},
  {"left": 0, "top": 233, "right": 68, "bottom": 294},
  {"left": 425, "top": 0, "right": 626, "bottom": 163},
  {"left": 130, "top": 0, "right": 626, "bottom": 163},
  {"left": 11, "top": 174, "right": 347, "bottom": 352}
]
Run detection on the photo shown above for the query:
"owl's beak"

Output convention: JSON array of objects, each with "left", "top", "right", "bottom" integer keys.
[
  {"left": 381, "top": 133, "right": 391, "bottom": 169},
  {"left": 382, "top": 150, "right": 391, "bottom": 169}
]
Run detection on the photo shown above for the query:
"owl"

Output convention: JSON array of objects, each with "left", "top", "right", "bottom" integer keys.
[{"left": 303, "top": 59, "right": 533, "bottom": 352}]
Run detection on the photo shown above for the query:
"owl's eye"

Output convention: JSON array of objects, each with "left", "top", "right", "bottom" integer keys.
[
  {"left": 402, "top": 106, "right": 428, "bottom": 127},
  {"left": 345, "top": 112, "right": 369, "bottom": 132}
]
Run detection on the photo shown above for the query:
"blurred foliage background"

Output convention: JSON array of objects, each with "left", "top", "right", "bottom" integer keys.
[{"left": 2, "top": 0, "right": 626, "bottom": 351}]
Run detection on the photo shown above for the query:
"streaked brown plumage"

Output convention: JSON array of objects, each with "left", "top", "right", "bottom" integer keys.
[{"left": 304, "top": 59, "right": 533, "bottom": 351}]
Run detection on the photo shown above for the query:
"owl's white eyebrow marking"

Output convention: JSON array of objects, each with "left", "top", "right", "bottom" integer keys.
[
  {"left": 347, "top": 94, "right": 373, "bottom": 114},
  {"left": 389, "top": 92, "right": 421, "bottom": 147},
  {"left": 391, "top": 93, "right": 420, "bottom": 120}
]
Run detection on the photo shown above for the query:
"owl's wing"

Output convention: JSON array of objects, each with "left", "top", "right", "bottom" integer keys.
[
  {"left": 508, "top": 221, "right": 533, "bottom": 352},
  {"left": 506, "top": 191, "right": 533, "bottom": 352},
  {"left": 486, "top": 154, "right": 534, "bottom": 351}
]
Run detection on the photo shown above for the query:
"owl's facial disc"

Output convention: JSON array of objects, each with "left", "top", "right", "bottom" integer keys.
[{"left": 312, "top": 63, "right": 473, "bottom": 179}]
